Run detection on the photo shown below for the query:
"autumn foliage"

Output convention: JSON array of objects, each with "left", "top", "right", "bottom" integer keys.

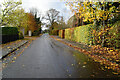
[{"left": 26, "top": 13, "right": 37, "bottom": 32}]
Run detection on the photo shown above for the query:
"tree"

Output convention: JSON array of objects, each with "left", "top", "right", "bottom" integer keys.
[
  {"left": 6, "top": 8, "right": 27, "bottom": 28},
  {"left": 67, "top": 15, "right": 77, "bottom": 28},
  {"left": 30, "top": 7, "right": 44, "bottom": 33},
  {"left": 0, "top": 0, "right": 22, "bottom": 26},
  {"left": 57, "top": 16, "right": 66, "bottom": 28},
  {"left": 65, "top": 1, "right": 120, "bottom": 46},
  {"left": 46, "top": 8, "right": 60, "bottom": 30},
  {"left": 26, "top": 13, "right": 37, "bottom": 32}
]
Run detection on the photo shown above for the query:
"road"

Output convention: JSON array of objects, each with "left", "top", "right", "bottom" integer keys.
[{"left": 2, "top": 34, "right": 118, "bottom": 78}]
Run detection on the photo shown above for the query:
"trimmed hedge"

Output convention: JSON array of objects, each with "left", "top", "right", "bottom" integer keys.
[
  {"left": 59, "top": 30, "right": 65, "bottom": 38},
  {"left": 63, "top": 24, "right": 93, "bottom": 44},
  {"left": 0, "top": 27, "right": 19, "bottom": 44},
  {"left": 58, "top": 21, "right": 120, "bottom": 48},
  {"left": 50, "top": 30, "right": 59, "bottom": 35}
]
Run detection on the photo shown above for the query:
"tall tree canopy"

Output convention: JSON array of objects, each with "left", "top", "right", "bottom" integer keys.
[
  {"left": 0, "top": 0, "right": 22, "bottom": 26},
  {"left": 65, "top": 1, "right": 120, "bottom": 25}
]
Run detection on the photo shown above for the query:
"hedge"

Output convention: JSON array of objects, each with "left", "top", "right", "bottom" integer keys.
[
  {"left": 58, "top": 21, "right": 120, "bottom": 48},
  {"left": 108, "top": 21, "right": 120, "bottom": 48},
  {"left": 50, "top": 30, "right": 59, "bottom": 35},
  {"left": 19, "top": 31, "right": 24, "bottom": 39},
  {"left": 0, "top": 27, "right": 19, "bottom": 44},
  {"left": 64, "top": 24, "right": 93, "bottom": 44},
  {"left": 59, "top": 30, "right": 65, "bottom": 39},
  {"left": 59, "top": 30, "right": 62, "bottom": 38}
]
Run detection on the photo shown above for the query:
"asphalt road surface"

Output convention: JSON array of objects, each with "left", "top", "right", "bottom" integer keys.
[{"left": 2, "top": 34, "right": 119, "bottom": 78}]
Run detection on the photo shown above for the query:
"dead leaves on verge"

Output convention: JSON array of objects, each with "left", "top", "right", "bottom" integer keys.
[{"left": 50, "top": 36, "right": 120, "bottom": 75}]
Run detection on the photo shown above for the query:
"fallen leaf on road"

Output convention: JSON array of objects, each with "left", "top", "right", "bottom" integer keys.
[
  {"left": 66, "top": 70, "right": 69, "bottom": 72},
  {"left": 12, "top": 61, "right": 15, "bottom": 62},
  {"left": 22, "top": 65, "right": 25, "bottom": 67},
  {"left": 71, "top": 64, "right": 74, "bottom": 66},
  {"left": 68, "top": 74, "right": 71, "bottom": 77},
  {"left": 83, "top": 66, "right": 86, "bottom": 68},
  {"left": 7, "top": 47, "right": 10, "bottom": 49},
  {"left": 13, "top": 57, "right": 16, "bottom": 59},
  {"left": 112, "top": 72, "right": 119, "bottom": 75},
  {"left": 83, "top": 62, "right": 87, "bottom": 64},
  {"left": 91, "top": 74, "right": 95, "bottom": 77}
]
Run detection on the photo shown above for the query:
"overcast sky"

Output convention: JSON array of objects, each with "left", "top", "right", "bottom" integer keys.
[
  {"left": 0, "top": 0, "right": 72, "bottom": 30},
  {"left": 22, "top": 0, "right": 72, "bottom": 30}
]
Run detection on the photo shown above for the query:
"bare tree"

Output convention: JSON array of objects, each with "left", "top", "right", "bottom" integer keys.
[
  {"left": 30, "top": 7, "right": 38, "bottom": 16},
  {"left": 30, "top": 7, "right": 44, "bottom": 24},
  {"left": 46, "top": 8, "right": 60, "bottom": 28}
]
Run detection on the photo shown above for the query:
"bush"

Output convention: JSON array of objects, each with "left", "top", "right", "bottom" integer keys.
[
  {"left": 64, "top": 24, "right": 93, "bottom": 44},
  {"left": 59, "top": 30, "right": 65, "bottom": 38},
  {"left": 107, "top": 21, "right": 120, "bottom": 48},
  {"left": 0, "top": 27, "right": 19, "bottom": 44},
  {"left": 32, "top": 30, "right": 40, "bottom": 36},
  {"left": 50, "top": 30, "right": 59, "bottom": 35},
  {"left": 19, "top": 31, "right": 24, "bottom": 39},
  {"left": 2, "top": 27, "right": 19, "bottom": 35}
]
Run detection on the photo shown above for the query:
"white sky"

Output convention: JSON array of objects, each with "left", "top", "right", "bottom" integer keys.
[
  {"left": 21, "top": 0, "right": 72, "bottom": 30},
  {"left": 0, "top": 0, "right": 73, "bottom": 30}
]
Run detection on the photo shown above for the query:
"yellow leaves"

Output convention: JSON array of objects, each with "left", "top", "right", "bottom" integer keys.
[
  {"left": 71, "top": 64, "right": 74, "bottom": 66},
  {"left": 13, "top": 57, "right": 16, "bottom": 59},
  {"left": 89, "top": 19, "right": 93, "bottom": 22},
  {"left": 7, "top": 47, "right": 10, "bottom": 49},
  {"left": 103, "top": 16, "right": 108, "bottom": 20},
  {"left": 51, "top": 35, "right": 120, "bottom": 74},
  {"left": 22, "top": 64, "right": 25, "bottom": 67},
  {"left": 68, "top": 74, "right": 72, "bottom": 77},
  {"left": 83, "top": 62, "right": 87, "bottom": 64},
  {"left": 83, "top": 18, "right": 88, "bottom": 22},
  {"left": 112, "top": 72, "right": 119, "bottom": 75},
  {"left": 110, "top": 50, "right": 113, "bottom": 52},
  {"left": 12, "top": 60, "right": 15, "bottom": 63},
  {"left": 101, "top": 67, "right": 105, "bottom": 71},
  {"left": 83, "top": 65, "right": 86, "bottom": 68},
  {"left": 91, "top": 74, "right": 95, "bottom": 77},
  {"left": 66, "top": 69, "right": 69, "bottom": 72}
]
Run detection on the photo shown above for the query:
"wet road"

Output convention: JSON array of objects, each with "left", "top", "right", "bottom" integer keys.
[{"left": 3, "top": 34, "right": 118, "bottom": 78}]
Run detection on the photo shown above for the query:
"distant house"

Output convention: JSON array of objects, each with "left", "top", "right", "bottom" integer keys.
[{"left": 67, "top": 14, "right": 84, "bottom": 28}]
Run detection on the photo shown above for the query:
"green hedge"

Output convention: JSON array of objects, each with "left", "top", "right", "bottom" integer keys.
[
  {"left": 59, "top": 30, "right": 65, "bottom": 38},
  {"left": 0, "top": 27, "right": 19, "bottom": 44},
  {"left": 50, "top": 30, "right": 59, "bottom": 35},
  {"left": 1, "top": 27, "right": 19, "bottom": 35},
  {"left": 19, "top": 31, "right": 24, "bottom": 39},
  {"left": 64, "top": 24, "right": 93, "bottom": 44},
  {"left": 59, "top": 21, "right": 120, "bottom": 48},
  {"left": 59, "top": 30, "right": 62, "bottom": 38}
]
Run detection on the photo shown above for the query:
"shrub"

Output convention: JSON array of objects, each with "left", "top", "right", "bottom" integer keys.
[
  {"left": 2, "top": 27, "right": 19, "bottom": 35},
  {"left": 19, "top": 31, "right": 24, "bottom": 39},
  {"left": 0, "top": 27, "right": 19, "bottom": 44},
  {"left": 108, "top": 21, "right": 120, "bottom": 48},
  {"left": 59, "top": 30, "right": 65, "bottom": 38},
  {"left": 32, "top": 30, "right": 40, "bottom": 36},
  {"left": 64, "top": 24, "right": 93, "bottom": 44},
  {"left": 50, "top": 30, "right": 59, "bottom": 35}
]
